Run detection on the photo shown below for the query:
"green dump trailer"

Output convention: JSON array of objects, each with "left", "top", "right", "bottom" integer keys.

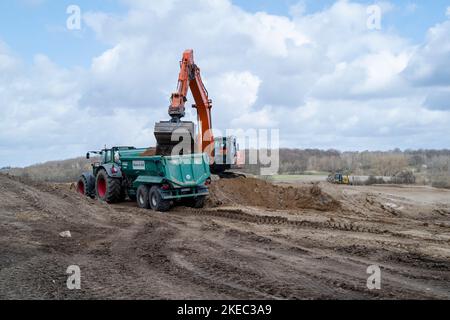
[{"left": 77, "top": 146, "right": 211, "bottom": 212}]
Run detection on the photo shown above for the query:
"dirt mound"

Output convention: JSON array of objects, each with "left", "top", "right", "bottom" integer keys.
[
  {"left": 140, "top": 148, "right": 157, "bottom": 157},
  {"left": 208, "top": 177, "right": 341, "bottom": 211}
]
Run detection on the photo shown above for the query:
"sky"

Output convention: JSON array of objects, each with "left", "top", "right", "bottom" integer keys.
[{"left": 0, "top": 0, "right": 449, "bottom": 167}]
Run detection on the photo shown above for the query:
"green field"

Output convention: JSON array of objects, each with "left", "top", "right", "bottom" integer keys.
[{"left": 266, "top": 174, "right": 329, "bottom": 183}]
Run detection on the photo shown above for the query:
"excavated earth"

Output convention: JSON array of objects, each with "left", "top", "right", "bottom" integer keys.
[
  {"left": 0, "top": 173, "right": 450, "bottom": 300},
  {"left": 207, "top": 177, "right": 341, "bottom": 211}
]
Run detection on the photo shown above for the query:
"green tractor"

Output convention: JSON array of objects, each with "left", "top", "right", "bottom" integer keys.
[{"left": 77, "top": 146, "right": 211, "bottom": 212}]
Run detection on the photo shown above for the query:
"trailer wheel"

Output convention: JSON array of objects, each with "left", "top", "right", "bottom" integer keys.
[
  {"left": 96, "top": 169, "right": 122, "bottom": 203},
  {"left": 136, "top": 185, "right": 150, "bottom": 209},
  {"left": 149, "top": 186, "right": 171, "bottom": 212},
  {"left": 186, "top": 196, "right": 206, "bottom": 209}
]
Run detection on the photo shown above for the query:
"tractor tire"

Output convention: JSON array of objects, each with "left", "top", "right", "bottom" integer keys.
[
  {"left": 149, "top": 186, "right": 171, "bottom": 212},
  {"left": 119, "top": 188, "right": 127, "bottom": 202},
  {"left": 95, "top": 169, "right": 122, "bottom": 204},
  {"left": 77, "top": 175, "right": 95, "bottom": 199},
  {"left": 185, "top": 196, "right": 206, "bottom": 209},
  {"left": 136, "top": 185, "right": 150, "bottom": 209}
]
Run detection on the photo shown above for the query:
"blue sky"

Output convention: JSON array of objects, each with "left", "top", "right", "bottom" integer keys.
[
  {"left": 0, "top": 0, "right": 123, "bottom": 67},
  {"left": 0, "top": 0, "right": 450, "bottom": 167},
  {"left": 1, "top": 0, "right": 448, "bottom": 67}
]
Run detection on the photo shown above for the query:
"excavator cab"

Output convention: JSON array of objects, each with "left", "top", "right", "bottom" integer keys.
[{"left": 211, "top": 136, "right": 239, "bottom": 173}]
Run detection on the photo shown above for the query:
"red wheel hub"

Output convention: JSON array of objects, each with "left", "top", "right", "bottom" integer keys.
[{"left": 97, "top": 177, "right": 107, "bottom": 198}]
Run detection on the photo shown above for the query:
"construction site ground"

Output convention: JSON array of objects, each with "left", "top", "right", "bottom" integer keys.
[{"left": 1, "top": 173, "right": 449, "bottom": 299}]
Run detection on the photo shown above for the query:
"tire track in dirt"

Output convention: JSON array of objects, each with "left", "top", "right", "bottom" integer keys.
[
  {"left": 180, "top": 208, "right": 392, "bottom": 235},
  {"left": 2, "top": 173, "right": 450, "bottom": 299},
  {"left": 178, "top": 207, "right": 450, "bottom": 249}
]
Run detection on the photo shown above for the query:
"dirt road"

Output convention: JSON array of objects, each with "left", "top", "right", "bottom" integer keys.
[{"left": 0, "top": 174, "right": 449, "bottom": 299}]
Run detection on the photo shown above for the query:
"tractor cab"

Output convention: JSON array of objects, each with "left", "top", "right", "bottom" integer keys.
[{"left": 87, "top": 146, "right": 136, "bottom": 165}]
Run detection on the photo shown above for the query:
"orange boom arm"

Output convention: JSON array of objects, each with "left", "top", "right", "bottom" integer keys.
[{"left": 168, "top": 49, "right": 214, "bottom": 153}]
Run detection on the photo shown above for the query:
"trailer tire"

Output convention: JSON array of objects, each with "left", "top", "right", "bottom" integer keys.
[
  {"left": 149, "top": 186, "right": 171, "bottom": 212},
  {"left": 136, "top": 185, "right": 150, "bottom": 209},
  {"left": 96, "top": 169, "right": 122, "bottom": 203},
  {"left": 186, "top": 196, "right": 206, "bottom": 209}
]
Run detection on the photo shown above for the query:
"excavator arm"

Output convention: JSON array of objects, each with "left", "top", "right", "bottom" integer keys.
[
  {"left": 154, "top": 49, "right": 240, "bottom": 173},
  {"left": 167, "top": 49, "right": 213, "bottom": 152}
]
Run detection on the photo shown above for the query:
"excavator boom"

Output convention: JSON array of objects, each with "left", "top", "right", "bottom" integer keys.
[
  {"left": 154, "top": 49, "right": 240, "bottom": 173},
  {"left": 167, "top": 50, "right": 213, "bottom": 152},
  {"left": 154, "top": 49, "right": 213, "bottom": 155}
]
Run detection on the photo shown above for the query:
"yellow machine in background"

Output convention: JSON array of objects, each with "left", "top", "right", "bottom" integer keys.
[{"left": 327, "top": 173, "right": 351, "bottom": 185}]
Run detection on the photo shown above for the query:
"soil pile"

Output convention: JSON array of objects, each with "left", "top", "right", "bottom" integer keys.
[
  {"left": 208, "top": 177, "right": 341, "bottom": 211},
  {"left": 140, "top": 148, "right": 157, "bottom": 157}
]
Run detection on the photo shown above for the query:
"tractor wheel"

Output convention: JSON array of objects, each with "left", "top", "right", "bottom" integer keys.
[
  {"left": 185, "top": 196, "right": 206, "bottom": 209},
  {"left": 77, "top": 176, "right": 88, "bottom": 197},
  {"left": 149, "top": 186, "right": 171, "bottom": 212},
  {"left": 77, "top": 175, "right": 95, "bottom": 199},
  {"left": 95, "top": 169, "right": 122, "bottom": 203},
  {"left": 119, "top": 188, "right": 127, "bottom": 202},
  {"left": 136, "top": 185, "right": 150, "bottom": 209}
]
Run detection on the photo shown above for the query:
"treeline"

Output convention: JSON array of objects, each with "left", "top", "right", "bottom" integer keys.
[
  {"left": 4, "top": 157, "right": 93, "bottom": 183},
  {"left": 243, "top": 149, "right": 450, "bottom": 188},
  {"left": 277, "top": 149, "right": 450, "bottom": 175},
  {"left": 3, "top": 149, "right": 450, "bottom": 188}
]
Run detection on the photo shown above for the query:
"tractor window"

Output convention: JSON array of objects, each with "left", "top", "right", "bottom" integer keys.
[{"left": 104, "top": 150, "right": 112, "bottom": 163}]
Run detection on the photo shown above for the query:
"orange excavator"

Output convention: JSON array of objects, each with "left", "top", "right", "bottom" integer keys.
[{"left": 154, "top": 49, "right": 241, "bottom": 173}]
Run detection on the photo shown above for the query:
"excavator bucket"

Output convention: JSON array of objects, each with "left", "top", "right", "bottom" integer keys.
[{"left": 154, "top": 121, "right": 196, "bottom": 156}]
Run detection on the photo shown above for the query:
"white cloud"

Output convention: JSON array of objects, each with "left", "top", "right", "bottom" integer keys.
[
  {"left": 404, "top": 20, "right": 450, "bottom": 86},
  {"left": 215, "top": 72, "right": 261, "bottom": 109},
  {"left": 0, "top": 41, "right": 21, "bottom": 72},
  {"left": 424, "top": 88, "right": 450, "bottom": 110},
  {"left": 1, "top": 0, "right": 450, "bottom": 167},
  {"left": 208, "top": 71, "right": 261, "bottom": 127},
  {"left": 232, "top": 106, "right": 279, "bottom": 128}
]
